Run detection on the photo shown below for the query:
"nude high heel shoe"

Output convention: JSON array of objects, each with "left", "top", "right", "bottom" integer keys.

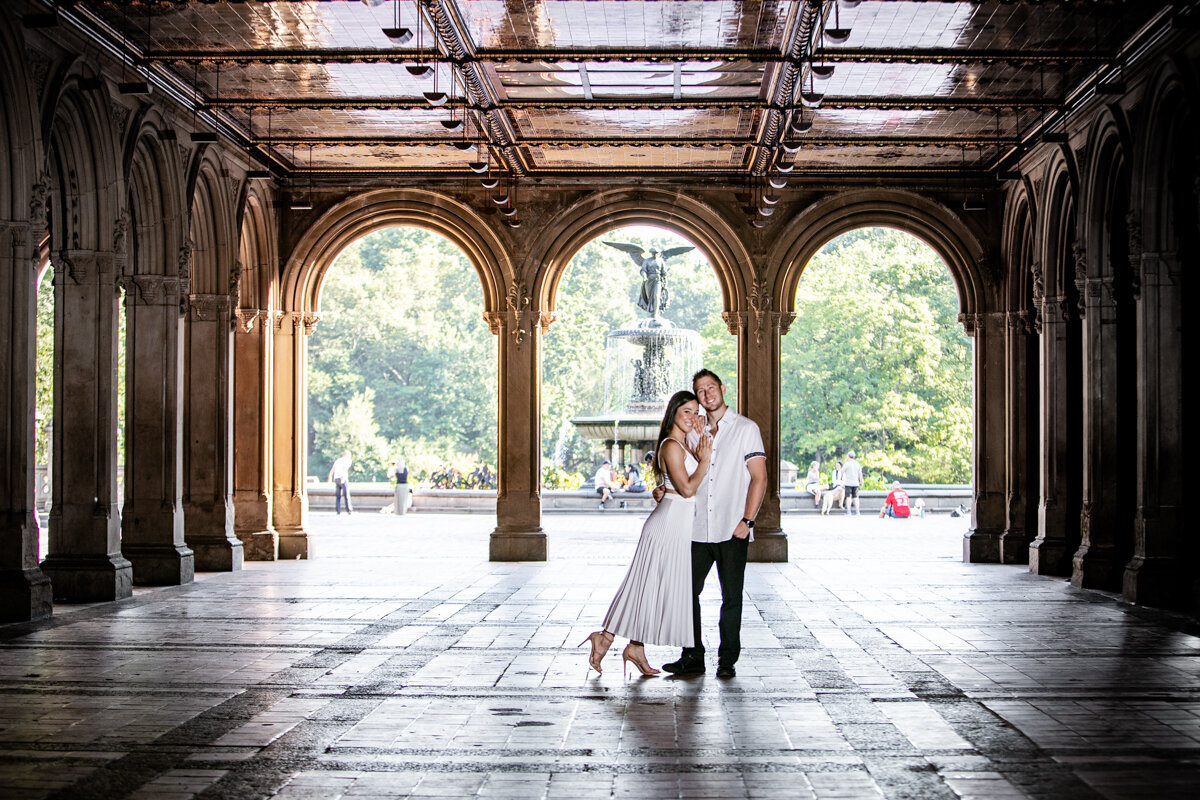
[
  {"left": 622, "top": 643, "right": 661, "bottom": 678},
  {"left": 579, "top": 631, "right": 614, "bottom": 675}
]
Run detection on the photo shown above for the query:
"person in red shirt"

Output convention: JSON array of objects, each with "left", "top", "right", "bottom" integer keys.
[{"left": 880, "top": 481, "right": 911, "bottom": 518}]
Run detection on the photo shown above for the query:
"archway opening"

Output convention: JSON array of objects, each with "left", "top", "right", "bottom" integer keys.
[
  {"left": 783, "top": 227, "right": 972, "bottom": 510},
  {"left": 542, "top": 225, "right": 731, "bottom": 493},
  {"left": 306, "top": 225, "right": 497, "bottom": 507}
]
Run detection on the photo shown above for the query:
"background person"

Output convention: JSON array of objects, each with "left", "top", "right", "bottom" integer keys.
[
  {"left": 880, "top": 481, "right": 912, "bottom": 518},
  {"left": 841, "top": 450, "right": 863, "bottom": 516},
  {"left": 328, "top": 450, "right": 354, "bottom": 515},
  {"left": 594, "top": 460, "right": 618, "bottom": 509},
  {"left": 804, "top": 461, "right": 822, "bottom": 507}
]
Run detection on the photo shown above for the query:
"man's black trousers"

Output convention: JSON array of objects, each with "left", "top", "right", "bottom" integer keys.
[{"left": 682, "top": 537, "right": 748, "bottom": 667}]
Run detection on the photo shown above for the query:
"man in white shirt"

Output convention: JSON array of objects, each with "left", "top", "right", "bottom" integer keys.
[
  {"left": 594, "top": 460, "right": 618, "bottom": 509},
  {"left": 328, "top": 450, "right": 353, "bottom": 515},
  {"left": 660, "top": 369, "right": 767, "bottom": 678},
  {"left": 841, "top": 450, "right": 863, "bottom": 516}
]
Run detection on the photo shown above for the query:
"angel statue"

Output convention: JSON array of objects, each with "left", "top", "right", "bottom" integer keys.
[{"left": 602, "top": 241, "right": 695, "bottom": 320}]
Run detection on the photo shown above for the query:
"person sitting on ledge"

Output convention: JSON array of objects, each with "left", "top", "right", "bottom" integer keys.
[{"left": 879, "top": 481, "right": 911, "bottom": 519}]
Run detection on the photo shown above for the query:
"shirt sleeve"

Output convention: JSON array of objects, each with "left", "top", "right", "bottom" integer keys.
[{"left": 743, "top": 420, "right": 766, "bottom": 462}]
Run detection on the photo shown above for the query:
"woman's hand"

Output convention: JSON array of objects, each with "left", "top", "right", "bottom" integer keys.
[{"left": 695, "top": 430, "right": 713, "bottom": 461}]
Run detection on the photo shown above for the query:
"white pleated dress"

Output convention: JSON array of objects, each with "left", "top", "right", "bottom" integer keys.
[{"left": 601, "top": 443, "right": 696, "bottom": 647}]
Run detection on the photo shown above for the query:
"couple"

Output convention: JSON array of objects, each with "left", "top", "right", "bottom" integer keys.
[{"left": 581, "top": 369, "right": 767, "bottom": 678}]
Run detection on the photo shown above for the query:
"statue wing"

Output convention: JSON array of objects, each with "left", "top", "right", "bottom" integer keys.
[
  {"left": 601, "top": 240, "right": 647, "bottom": 265},
  {"left": 659, "top": 245, "right": 695, "bottom": 262}
]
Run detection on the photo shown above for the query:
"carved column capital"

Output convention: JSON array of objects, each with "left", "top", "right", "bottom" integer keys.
[
  {"left": 121, "top": 273, "right": 183, "bottom": 306},
  {"left": 722, "top": 310, "right": 748, "bottom": 336},
  {"left": 958, "top": 312, "right": 977, "bottom": 337},
  {"left": 482, "top": 310, "right": 504, "bottom": 335},
  {"left": 188, "top": 293, "right": 233, "bottom": 321},
  {"left": 234, "top": 309, "right": 261, "bottom": 333},
  {"left": 301, "top": 312, "right": 321, "bottom": 335},
  {"left": 1007, "top": 309, "right": 1033, "bottom": 335}
]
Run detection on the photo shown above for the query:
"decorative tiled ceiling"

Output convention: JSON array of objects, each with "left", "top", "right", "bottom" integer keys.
[{"left": 67, "top": 0, "right": 1169, "bottom": 178}]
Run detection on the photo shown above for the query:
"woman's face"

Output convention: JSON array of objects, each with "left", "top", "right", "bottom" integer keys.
[{"left": 674, "top": 400, "right": 702, "bottom": 432}]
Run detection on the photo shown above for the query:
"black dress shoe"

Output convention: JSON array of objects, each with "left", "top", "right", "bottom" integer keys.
[
  {"left": 716, "top": 665, "right": 736, "bottom": 678},
  {"left": 662, "top": 657, "right": 705, "bottom": 675}
]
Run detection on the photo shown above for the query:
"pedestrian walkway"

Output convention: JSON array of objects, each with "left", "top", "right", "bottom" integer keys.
[{"left": 2, "top": 513, "right": 1197, "bottom": 799}]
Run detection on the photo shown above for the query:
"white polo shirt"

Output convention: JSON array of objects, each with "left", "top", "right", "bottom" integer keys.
[{"left": 690, "top": 409, "right": 765, "bottom": 544}]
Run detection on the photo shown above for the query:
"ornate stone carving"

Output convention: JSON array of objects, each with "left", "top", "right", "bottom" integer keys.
[
  {"left": 747, "top": 272, "right": 771, "bottom": 347},
  {"left": 777, "top": 310, "right": 796, "bottom": 337},
  {"left": 189, "top": 294, "right": 232, "bottom": 321},
  {"left": 109, "top": 101, "right": 130, "bottom": 139},
  {"left": 958, "top": 312, "right": 977, "bottom": 337},
  {"left": 301, "top": 312, "right": 321, "bottom": 335},
  {"left": 177, "top": 239, "right": 193, "bottom": 313},
  {"left": 1030, "top": 261, "right": 1044, "bottom": 333},
  {"left": 55, "top": 252, "right": 82, "bottom": 285},
  {"left": 1072, "top": 239, "right": 1088, "bottom": 318},
  {"left": 722, "top": 310, "right": 747, "bottom": 337},
  {"left": 29, "top": 174, "right": 49, "bottom": 232},
  {"left": 506, "top": 279, "right": 531, "bottom": 344},
  {"left": 235, "top": 309, "right": 260, "bottom": 333},
  {"left": 121, "top": 274, "right": 182, "bottom": 306},
  {"left": 1126, "top": 211, "right": 1142, "bottom": 299}
]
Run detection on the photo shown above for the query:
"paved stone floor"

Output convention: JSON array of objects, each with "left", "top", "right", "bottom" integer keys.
[{"left": 2, "top": 512, "right": 1198, "bottom": 800}]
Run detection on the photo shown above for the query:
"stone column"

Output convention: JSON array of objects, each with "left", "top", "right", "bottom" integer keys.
[
  {"left": 1029, "top": 295, "right": 1079, "bottom": 576},
  {"left": 233, "top": 309, "right": 276, "bottom": 560},
  {"left": 1072, "top": 267, "right": 1124, "bottom": 590},
  {"left": 272, "top": 311, "right": 312, "bottom": 559},
  {"left": 0, "top": 218, "right": 53, "bottom": 621},
  {"left": 487, "top": 286, "right": 547, "bottom": 562},
  {"left": 728, "top": 300, "right": 790, "bottom": 563},
  {"left": 1124, "top": 251, "right": 1183, "bottom": 604},
  {"left": 39, "top": 250, "right": 132, "bottom": 601},
  {"left": 1000, "top": 310, "right": 1037, "bottom": 564},
  {"left": 119, "top": 271, "right": 193, "bottom": 585},
  {"left": 182, "top": 295, "right": 243, "bottom": 571},
  {"left": 963, "top": 312, "right": 1006, "bottom": 563}
]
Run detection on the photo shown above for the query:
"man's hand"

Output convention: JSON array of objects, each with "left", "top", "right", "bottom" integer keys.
[
  {"left": 652, "top": 485, "right": 666, "bottom": 503},
  {"left": 732, "top": 521, "right": 751, "bottom": 539}
]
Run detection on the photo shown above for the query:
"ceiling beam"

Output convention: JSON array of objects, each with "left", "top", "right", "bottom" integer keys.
[
  {"left": 145, "top": 48, "right": 1112, "bottom": 66},
  {"left": 256, "top": 135, "right": 1019, "bottom": 148},
  {"left": 207, "top": 97, "right": 1058, "bottom": 112}
]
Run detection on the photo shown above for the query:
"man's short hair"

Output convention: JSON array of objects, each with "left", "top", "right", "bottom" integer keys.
[
  {"left": 847, "top": 450, "right": 855, "bottom": 458},
  {"left": 692, "top": 368, "right": 722, "bottom": 387}
]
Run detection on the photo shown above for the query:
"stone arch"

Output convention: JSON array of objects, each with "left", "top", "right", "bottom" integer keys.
[
  {"left": 126, "top": 118, "right": 183, "bottom": 278},
  {"left": 44, "top": 69, "right": 122, "bottom": 254},
  {"left": 1039, "top": 150, "right": 1079, "bottom": 303},
  {"left": 281, "top": 188, "right": 507, "bottom": 317},
  {"left": 1002, "top": 182, "right": 1037, "bottom": 315},
  {"left": 773, "top": 189, "right": 987, "bottom": 320},
  {"left": 1134, "top": 64, "right": 1198, "bottom": 255},
  {"left": 189, "top": 151, "right": 237, "bottom": 294},
  {"left": 0, "top": 14, "right": 40, "bottom": 222},
  {"left": 236, "top": 185, "right": 276, "bottom": 314},
  {"left": 1082, "top": 107, "right": 1132, "bottom": 287},
  {"left": 529, "top": 189, "right": 748, "bottom": 317}
]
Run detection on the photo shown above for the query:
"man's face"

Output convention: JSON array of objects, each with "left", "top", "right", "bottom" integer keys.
[{"left": 693, "top": 375, "right": 725, "bottom": 413}]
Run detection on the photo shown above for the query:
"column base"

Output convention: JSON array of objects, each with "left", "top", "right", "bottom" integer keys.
[
  {"left": 1028, "top": 537, "right": 1070, "bottom": 576},
  {"left": 1071, "top": 545, "right": 1123, "bottom": 592},
  {"left": 0, "top": 568, "right": 54, "bottom": 622},
  {"left": 963, "top": 528, "right": 1001, "bottom": 563},
  {"left": 190, "top": 537, "right": 244, "bottom": 572},
  {"left": 748, "top": 529, "right": 787, "bottom": 562},
  {"left": 999, "top": 528, "right": 1033, "bottom": 565},
  {"left": 278, "top": 529, "right": 311, "bottom": 560},
  {"left": 40, "top": 554, "right": 133, "bottom": 602},
  {"left": 489, "top": 529, "right": 546, "bottom": 561},
  {"left": 237, "top": 529, "right": 278, "bottom": 561},
  {"left": 123, "top": 544, "right": 195, "bottom": 586},
  {"left": 1123, "top": 555, "right": 1185, "bottom": 608}
]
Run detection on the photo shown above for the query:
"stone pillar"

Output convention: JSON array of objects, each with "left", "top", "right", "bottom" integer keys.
[
  {"left": 233, "top": 309, "right": 276, "bottom": 560},
  {"left": 119, "top": 271, "right": 193, "bottom": 586},
  {"left": 272, "top": 311, "right": 312, "bottom": 559},
  {"left": 0, "top": 218, "right": 53, "bottom": 621},
  {"left": 1124, "top": 251, "right": 1183, "bottom": 605},
  {"left": 1072, "top": 269, "right": 1124, "bottom": 590},
  {"left": 963, "top": 312, "right": 1006, "bottom": 563},
  {"left": 182, "top": 295, "right": 243, "bottom": 571},
  {"left": 39, "top": 250, "right": 132, "bottom": 601},
  {"left": 1029, "top": 295, "right": 1079, "bottom": 576},
  {"left": 486, "top": 291, "right": 547, "bottom": 562},
  {"left": 728, "top": 303, "right": 790, "bottom": 563},
  {"left": 1000, "top": 310, "right": 1037, "bottom": 564}
]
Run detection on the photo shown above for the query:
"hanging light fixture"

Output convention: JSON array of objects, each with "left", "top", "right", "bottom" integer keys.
[
  {"left": 244, "top": 109, "right": 271, "bottom": 179},
  {"left": 424, "top": 60, "right": 448, "bottom": 106},
  {"left": 382, "top": 0, "right": 413, "bottom": 43},
  {"left": 407, "top": 7, "right": 434, "bottom": 77},
  {"left": 117, "top": 4, "right": 151, "bottom": 94},
  {"left": 823, "top": 1, "right": 852, "bottom": 45},
  {"left": 289, "top": 145, "right": 314, "bottom": 211},
  {"left": 189, "top": 62, "right": 217, "bottom": 143}
]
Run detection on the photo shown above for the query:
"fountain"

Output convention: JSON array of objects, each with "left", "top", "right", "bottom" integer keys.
[{"left": 570, "top": 241, "right": 702, "bottom": 466}]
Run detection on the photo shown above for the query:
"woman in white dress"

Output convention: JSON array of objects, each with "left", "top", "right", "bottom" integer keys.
[{"left": 580, "top": 390, "right": 712, "bottom": 677}]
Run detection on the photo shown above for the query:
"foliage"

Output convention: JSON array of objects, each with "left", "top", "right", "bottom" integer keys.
[
  {"left": 781, "top": 228, "right": 972, "bottom": 484},
  {"left": 308, "top": 227, "right": 497, "bottom": 481},
  {"left": 542, "top": 464, "right": 585, "bottom": 490}
]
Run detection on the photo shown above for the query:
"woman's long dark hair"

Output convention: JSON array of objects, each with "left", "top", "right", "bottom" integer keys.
[{"left": 653, "top": 390, "right": 698, "bottom": 484}]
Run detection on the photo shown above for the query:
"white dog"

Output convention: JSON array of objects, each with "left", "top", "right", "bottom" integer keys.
[{"left": 820, "top": 485, "right": 845, "bottom": 514}]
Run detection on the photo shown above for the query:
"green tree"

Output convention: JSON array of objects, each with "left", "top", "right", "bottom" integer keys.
[
  {"left": 311, "top": 388, "right": 393, "bottom": 481},
  {"left": 781, "top": 228, "right": 972, "bottom": 484}
]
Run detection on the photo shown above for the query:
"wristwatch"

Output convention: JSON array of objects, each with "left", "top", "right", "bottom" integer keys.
[{"left": 740, "top": 517, "right": 755, "bottom": 528}]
